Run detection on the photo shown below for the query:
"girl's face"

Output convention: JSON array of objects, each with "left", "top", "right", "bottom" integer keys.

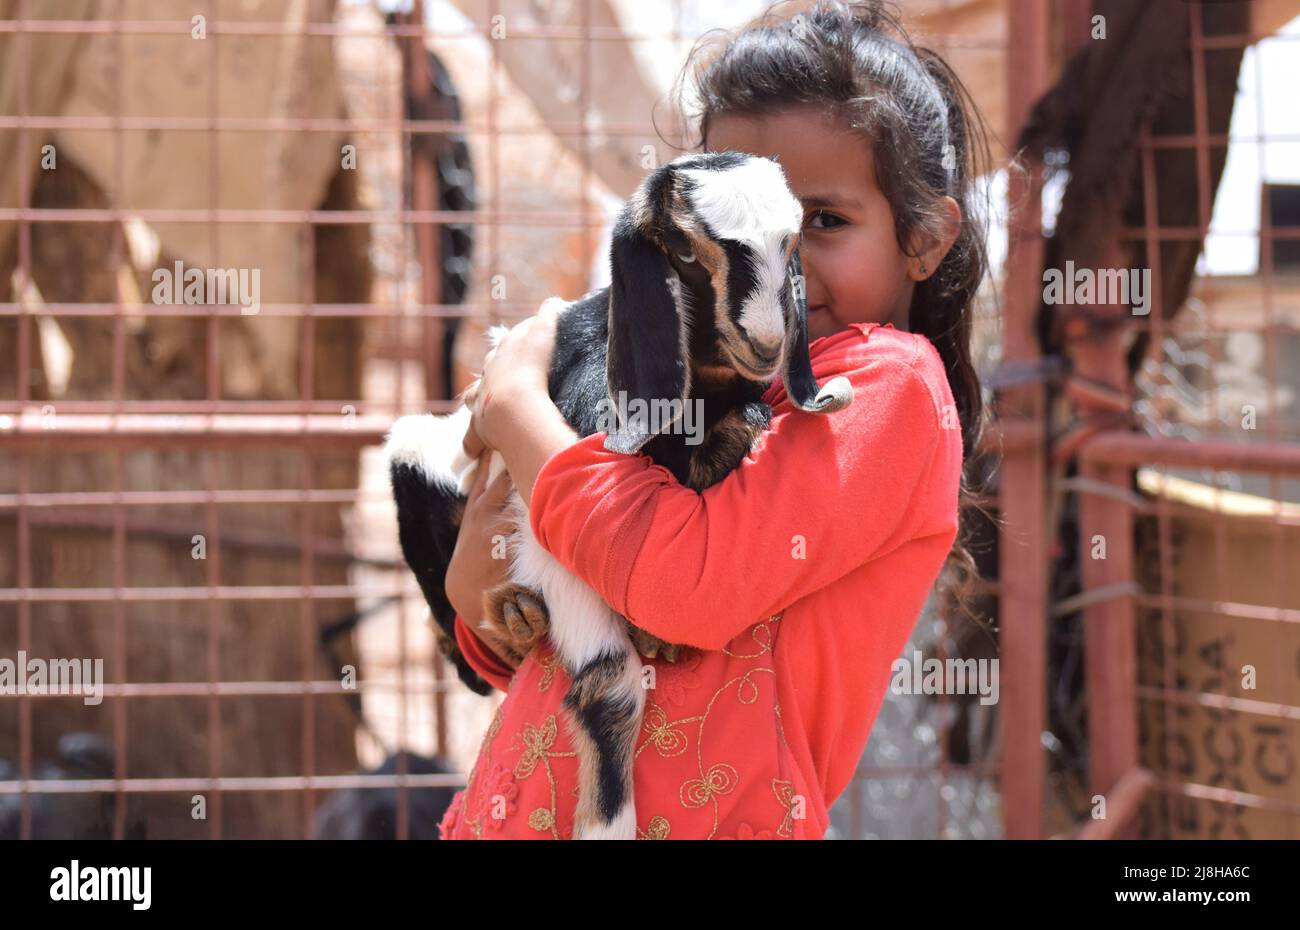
[{"left": 705, "top": 105, "right": 929, "bottom": 341}]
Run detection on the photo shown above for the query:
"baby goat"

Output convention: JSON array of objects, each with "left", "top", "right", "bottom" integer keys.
[{"left": 386, "top": 151, "right": 852, "bottom": 839}]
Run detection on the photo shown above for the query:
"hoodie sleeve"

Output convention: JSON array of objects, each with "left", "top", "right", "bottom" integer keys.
[{"left": 527, "top": 329, "right": 957, "bottom": 649}]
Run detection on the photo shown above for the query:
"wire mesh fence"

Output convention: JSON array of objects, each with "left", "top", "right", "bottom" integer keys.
[{"left": 0, "top": 0, "right": 1296, "bottom": 840}]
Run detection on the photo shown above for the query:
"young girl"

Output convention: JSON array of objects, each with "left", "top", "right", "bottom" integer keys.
[{"left": 438, "top": 0, "right": 986, "bottom": 839}]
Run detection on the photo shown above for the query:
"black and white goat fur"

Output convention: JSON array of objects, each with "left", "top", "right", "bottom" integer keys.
[{"left": 385, "top": 151, "right": 852, "bottom": 839}]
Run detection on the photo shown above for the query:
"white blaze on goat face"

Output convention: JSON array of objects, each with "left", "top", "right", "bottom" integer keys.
[
  {"left": 737, "top": 228, "right": 798, "bottom": 353},
  {"left": 680, "top": 157, "right": 803, "bottom": 360}
]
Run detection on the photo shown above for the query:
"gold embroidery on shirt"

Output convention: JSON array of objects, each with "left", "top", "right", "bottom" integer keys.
[
  {"left": 461, "top": 698, "right": 508, "bottom": 807},
  {"left": 638, "top": 816, "right": 671, "bottom": 840},
  {"left": 680, "top": 762, "right": 738, "bottom": 809},
  {"left": 720, "top": 614, "right": 781, "bottom": 659},
  {"left": 465, "top": 612, "right": 796, "bottom": 841},
  {"left": 504, "top": 712, "right": 576, "bottom": 840},
  {"left": 773, "top": 701, "right": 793, "bottom": 760},
  {"left": 772, "top": 779, "right": 797, "bottom": 838},
  {"left": 529, "top": 808, "right": 555, "bottom": 832},
  {"left": 537, "top": 652, "right": 561, "bottom": 692},
  {"left": 641, "top": 703, "right": 691, "bottom": 758},
  {"left": 686, "top": 625, "right": 781, "bottom": 838},
  {"left": 737, "top": 670, "right": 766, "bottom": 705},
  {"left": 513, "top": 716, "right": 558, "bottom": 779}
]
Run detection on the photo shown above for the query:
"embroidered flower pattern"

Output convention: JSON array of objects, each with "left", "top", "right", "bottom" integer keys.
[
  {"left": 529, "top": 808, "right": 555, "bottom": 832},
  {"left": 469, "top": 762, "right": 519, "bottom": 832},
  {"left": 651, "top": 651, "right": 701, "bottom": 706},
  {"left": 638, "top": 815, "right": 671, "bottom": 840},
  {"left": 513, "top": 715, "right": 558, "bottom": 779}
]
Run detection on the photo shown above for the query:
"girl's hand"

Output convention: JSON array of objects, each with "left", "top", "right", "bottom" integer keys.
[
  {"left": 445, "top": 448, "right": 552, "bottom": 671},
  {"left": 463, "top": 298, "right": 564, "bottom": 459},
  {"left": 445, "top": 451, "right": 515, "bottom": 643}
]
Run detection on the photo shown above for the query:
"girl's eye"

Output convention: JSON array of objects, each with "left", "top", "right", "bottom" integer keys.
[{"left": 806, "top": 210, "right": 847, "bottom": 230}]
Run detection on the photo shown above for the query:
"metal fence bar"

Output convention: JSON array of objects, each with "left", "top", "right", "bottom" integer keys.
[{"left": 998, "top": 0, "right": 1050, "bottom": 841}]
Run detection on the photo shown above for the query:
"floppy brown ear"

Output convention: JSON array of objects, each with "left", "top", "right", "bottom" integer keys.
[
  {"left": 782, "top": 249, "right": 853, "bottom": 414},
  {"left": 603, "top": 206, "right": 689, "bottom": 454}
]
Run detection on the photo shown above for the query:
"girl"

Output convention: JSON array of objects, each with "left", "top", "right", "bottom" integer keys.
[{"left": 438, "top": 0, "right": 986, "bottom": 839}]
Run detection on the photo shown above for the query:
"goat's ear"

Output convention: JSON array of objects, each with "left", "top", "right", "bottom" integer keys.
[
  {"left": 603, "top": 210, "right": 689, "bottom": 455},
  {"left": 782, "top": 249, "right": 854, "bottom": 414}
]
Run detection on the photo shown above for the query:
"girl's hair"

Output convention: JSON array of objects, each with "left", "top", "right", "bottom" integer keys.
[{"left": 669, "top": 0, "right": 990, "bottom": 615}]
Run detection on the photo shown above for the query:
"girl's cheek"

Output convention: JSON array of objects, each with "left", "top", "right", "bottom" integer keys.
[
  {"left": 847, "top": 276, "right": 905, "bottom": 327},
  {"left": 827, "top": 242, "right": 885, "bottom": 309},
  {"left": 806, "top": 231, "right": 899, "bottom": 318},
  {"left": 806, "top": 230, "right": 908, "bottom": 326}
]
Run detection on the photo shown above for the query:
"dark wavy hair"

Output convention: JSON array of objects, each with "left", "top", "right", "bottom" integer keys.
[{"left": 669, "top": 0, "right": 991, "bottom": 612}]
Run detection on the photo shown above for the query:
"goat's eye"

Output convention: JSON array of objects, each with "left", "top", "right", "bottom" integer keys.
[{"left": 677, "top": 251, "right": 696, "bottom": 264}]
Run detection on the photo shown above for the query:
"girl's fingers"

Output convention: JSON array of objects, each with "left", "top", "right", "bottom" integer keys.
[
  {"left": 462, "top": 413, "right": 486, "bottom": 460},
  {"left": 481, "top": 468, "right": 514, "bottom": 509},
  {"left": 470, "top": 470, "right": 515, "bottom": 539},
  {"left": 467, "top": 450, "right": 491, "bottom": 501}
]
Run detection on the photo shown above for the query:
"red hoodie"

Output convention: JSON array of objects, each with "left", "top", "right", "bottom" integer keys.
[{"left": 441, "top": 322, "right": 962, "bottom": 839}]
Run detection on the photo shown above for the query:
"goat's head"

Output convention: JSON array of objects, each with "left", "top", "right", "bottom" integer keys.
[{"left": 604, "top": 151, "right": 853, "bottom": 454}]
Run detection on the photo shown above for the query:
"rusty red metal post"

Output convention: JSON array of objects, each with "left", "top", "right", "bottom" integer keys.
[{"left": 999, "top": 0, "right": 1051, "bottom": 840}]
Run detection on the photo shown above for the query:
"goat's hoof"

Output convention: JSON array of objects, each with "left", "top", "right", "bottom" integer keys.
[
  {"left": 504, "top": 589, "right": 549, "bottom": 645},
  {"left": 627, "top": 625, "right": 684, "bottom": 663},
  {"left": 481, "top": 583, "right": 550, "bottom": 666}
]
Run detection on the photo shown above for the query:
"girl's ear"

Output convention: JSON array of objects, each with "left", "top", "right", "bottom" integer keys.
[
  {"left": 604, "top": 210, "right": 689, "bottom": 454},
  {"left": 910, "top": 195, "right": 962, "bottom": 280}
]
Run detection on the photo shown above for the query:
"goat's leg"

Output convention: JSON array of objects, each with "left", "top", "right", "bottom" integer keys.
[
  {"left": 536, "top": 567, "right": 642, "bottom": 839},
  {"left": 485, "top": 582, "right": 682, "bottom": 665},
  {"left": 385, "top": 409, "right": 493, "bottom": 695},
  {"left": 508, "top": 516, "right": 643, "bottom": 839},
  {"left": 563, "top": 635, "right": 644, "bottom": 839}
]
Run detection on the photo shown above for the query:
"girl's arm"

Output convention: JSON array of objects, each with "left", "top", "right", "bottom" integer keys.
[
  {"left": 534, "top": 348, "right": 949, "bottom": 649},
  {"left": 469, "top": 312, "right": 959, "bottom": 651}
]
